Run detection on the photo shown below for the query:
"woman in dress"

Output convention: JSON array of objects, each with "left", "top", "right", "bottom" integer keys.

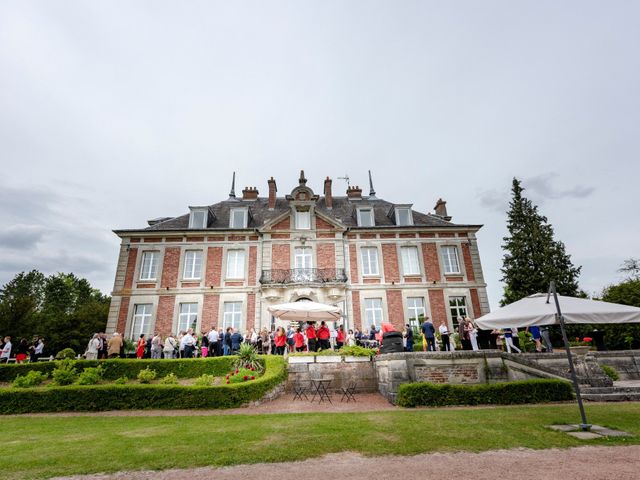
[
  {"left": 466, "top": 317, "right": 479, "bottom": 351},
  {"left": 136, "top": 334, "right": 146, "bottom": 359}
]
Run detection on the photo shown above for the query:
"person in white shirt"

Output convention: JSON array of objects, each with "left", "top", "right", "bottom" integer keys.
[
  {"left": 439, "top": 323, "right": 451, "bottom": 351},
  {"left": 85, "top": 334, "right": 100, "bottom": 360},
  {"left": 207, "top": 328, "right": 219, "bottom": 357},
  {"left": 31, "top": 337, "right": 44, "bottom": 362},
  {"left": 163, "top": 334, "right": 177, "bottom": 359},
  {"left": 0, "top": 336, "right": 12, "bottom": 363},
  {"left": 181, "top": 329, "right": 196, "bottom": 358}
]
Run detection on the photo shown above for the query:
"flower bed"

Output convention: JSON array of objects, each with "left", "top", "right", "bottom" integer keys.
[
  {"left": 0, "top": 356, "right": 286, "bottom": 414},
  {"left": 397, "top": 379, "right": 574, "bottom": 407}
]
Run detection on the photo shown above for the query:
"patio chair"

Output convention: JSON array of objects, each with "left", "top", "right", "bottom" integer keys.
[{"left": 340, "top": 381, "right": 357, "bottom": 403}]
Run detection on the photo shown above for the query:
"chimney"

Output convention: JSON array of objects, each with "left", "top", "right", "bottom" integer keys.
[
  {"left": 324, "top": 177, "right": 333, "bottom": 209},
  {"left": 242, "top": 186, "right": 259, "bottom": 201},
  {"left": 268, "top": 177, "right": 277, "bottom": 209},
  {"left": 347, "top": 185, "right": 363, "bottom": 200},
  {"left": 434, "top": 198, "right": 451, "bottom": 220}
]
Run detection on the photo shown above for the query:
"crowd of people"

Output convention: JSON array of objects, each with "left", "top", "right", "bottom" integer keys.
[
  {"left": 0, "top": 335, "right": 45, "bottom": 364},
  {"left": 0, "top": 318, "right": 553, "bottom": 364}
]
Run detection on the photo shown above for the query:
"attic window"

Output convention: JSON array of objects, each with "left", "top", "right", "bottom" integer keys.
[
  {"left": 230, "top": 208, "right": 248, "bottom": 228},
  {"left": 189, "top": 208, "right": 208, "bottom": 229},
  {"left": 395, "top": 207, "right": 413, "bottom": 226},
  {"left": 357, "top": 208, "right": 375, "bottom": 227},
  {"left": 295, "top": 210, "right": 310, "bottom": 229}
]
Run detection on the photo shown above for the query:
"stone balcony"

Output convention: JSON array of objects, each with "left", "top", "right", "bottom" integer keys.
[{"left": 259, "top": 268, "right": 348, "bottom": 285}]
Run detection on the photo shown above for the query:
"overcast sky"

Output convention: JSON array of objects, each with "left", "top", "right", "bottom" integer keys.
[{"left": 1, "top": 1, "right": 638, "bottom": 308}]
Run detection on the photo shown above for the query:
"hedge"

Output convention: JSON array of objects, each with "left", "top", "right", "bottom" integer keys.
[
  {"left": 0, "top": 356, "right": 237, "bottom": 382},
  {"left": 396, "top": 379, "right": 574, "bottom": 407},
  {"left": 0, "top": 356, "right": 286, "bottom": 414}
]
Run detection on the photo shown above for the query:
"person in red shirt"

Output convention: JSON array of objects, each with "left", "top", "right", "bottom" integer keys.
[
  {"left": 336, "top": 325, "right": 345, "bottom": 349},
  {"left": 273, "top": 327, "right": 287, "bottom": 355},
  {"left": 306, "top": 322, "right": 317, "bottom": 352},
  {"left": 294, "top": 328, "right": 305, "bottom": 352},
  {"left": 317, "top": 321, "right": 331, "bottom": 351}
]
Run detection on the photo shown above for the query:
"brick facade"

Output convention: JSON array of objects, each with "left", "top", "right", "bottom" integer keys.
[{"left": 107, "top": 173, "right": 489, "bottom": 338}]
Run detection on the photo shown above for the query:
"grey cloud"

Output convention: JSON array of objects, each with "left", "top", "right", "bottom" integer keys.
[
  {"left": 478, "top": 189, "right": 509, "bottom": 213},
  {"left": 524, "top": 173, "right": 595, "bottom": 201},
  {"left": 0, "top": 224, "right": 48, "bottom": 250}
]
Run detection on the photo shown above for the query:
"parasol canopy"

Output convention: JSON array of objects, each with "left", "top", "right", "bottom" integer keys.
[
  {"left": 475, "top": 293, "right": 640, "bottom": 330},
  {"left": 267, "top": 301, "right": 342, "bottom": 322}
]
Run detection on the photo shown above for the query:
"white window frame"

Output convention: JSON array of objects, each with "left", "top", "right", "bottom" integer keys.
[
  {"left": 407, "top": 297, "right": 426, "bottom": 326},
  {"left": 400, "top": 246, "right": 420, "bottom": 275},
  {"left": 357, "top": 208, "right": 375, "bottom": 227},
  {"left": 395, "top": 207, "right": 413, "bottom": 226},
  {"left": 178, "top": 302, "right": 199, "bottom": 332},
  {"left": 364, "top": 298, "right": 384, "bottom": 327},
  {"left": 441, "top": 246, "right": 461, "bottom": 274},
  {"left": 295, "top": 210, "right": 311, "bottom": 230},
  {"left": 229, "top": 208, "right": 248, "bottom": 229},
  {"left": 223, "top": 301, "right": 243, "bottom": 330},
  {"left": 183, "top": 250, "right": 203, "bottom": 280},
  {"left": 189, "top": 208, "right": 208, "bottom": 229},
  {"left": 130, "top": 304, "right": 153, "bottom": 340},
  {"left": 360, "top": 247, "right": 380, "bottom": 276},
  {"left": 449, "top": 296, "right": 468, "bottom": 330},
  {"left": 139, "top": 251, "right": 159, "bottom": 281},
  {"left": 226, "top": 250, "right": 246, "bottom": 279},
  {"left": 294, "top": 246, "right": 313, "bottom": 269}
]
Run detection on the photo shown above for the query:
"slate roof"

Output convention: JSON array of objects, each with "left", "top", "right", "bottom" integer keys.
[{"left": 114, "top": 196, "right": 480, "bottom": 234}]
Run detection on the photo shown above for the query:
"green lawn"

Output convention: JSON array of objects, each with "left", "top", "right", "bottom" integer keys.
[{"left": 2, "top": 403, "right": 639, "bottom": 480}]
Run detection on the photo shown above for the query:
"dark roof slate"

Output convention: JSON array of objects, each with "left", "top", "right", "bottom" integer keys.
[{"left": 117, "top": 196, "right": 476, "bottom": 233}]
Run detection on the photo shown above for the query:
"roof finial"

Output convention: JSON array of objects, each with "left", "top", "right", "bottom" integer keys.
[
  {"left": 368, "top": 170, "right": 376, "bottom": 197},
  {"left": 229, "top": 171, "right": 236, "bottom": 198},
  {"left": 299, "top": 170, "right": 307, "bottom": 185}
]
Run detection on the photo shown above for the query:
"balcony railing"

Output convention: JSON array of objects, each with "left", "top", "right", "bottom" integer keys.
[{"left": 260, "top": 268, "right": 348, "bottom": 285}]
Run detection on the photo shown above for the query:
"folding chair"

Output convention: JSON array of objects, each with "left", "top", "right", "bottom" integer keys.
[
  {"left": 292, "top": 381, "right": 309, "bottom": 401},
  {"left": 340, "top": 381, "right": 357, "bottom": 403}
]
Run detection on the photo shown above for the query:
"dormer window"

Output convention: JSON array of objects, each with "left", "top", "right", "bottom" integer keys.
[
  {"left": 395, "top": 206, "right": 413, "bottom": 226},
  {"left": 230, "top": 207, "right": 248, "bottom": 229},
  {"left": 357, "top": 208, "right": 375, "bottom": 227},
  {"left": 189, "top": 208, "right": 208, "bottom": 229},
  {"left": 295, "top": 210, "right": 310, "bottom": 230}
]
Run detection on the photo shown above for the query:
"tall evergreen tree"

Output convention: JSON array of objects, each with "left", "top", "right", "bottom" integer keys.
[{"left": 500, "top": 178, "right": 581, "bottom": 305}]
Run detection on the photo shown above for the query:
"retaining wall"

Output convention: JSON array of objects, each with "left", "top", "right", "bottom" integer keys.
[{"left": 286, "top": 355, "right": 377, "bottom": 393}]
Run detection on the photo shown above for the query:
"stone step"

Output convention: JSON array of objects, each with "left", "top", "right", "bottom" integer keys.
[
  {"left": 582, "top": 386, "right": 640, "bottom": 394},
  {"left": 582, "top": 393, "right": 640, "bottom": 402}
]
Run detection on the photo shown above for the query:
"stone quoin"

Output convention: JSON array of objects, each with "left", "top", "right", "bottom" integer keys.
[{"left": 106, "top": 171, "right": 490, "bottom": 339}]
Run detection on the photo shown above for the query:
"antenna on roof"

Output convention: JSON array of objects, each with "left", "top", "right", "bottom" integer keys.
[
  {"left": 368, "top": 170, "right": 376, "bottom": 198},
  {"left": 337, "top": 174, "right": 350, "bottom": 188},
  {"left": 229, "top": 171, "right": 236, "bottom": 199}
]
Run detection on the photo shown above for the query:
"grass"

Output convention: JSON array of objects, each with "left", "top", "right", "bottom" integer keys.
[{"left": 2, "top": 403, "right": 639, "bottom": 479}]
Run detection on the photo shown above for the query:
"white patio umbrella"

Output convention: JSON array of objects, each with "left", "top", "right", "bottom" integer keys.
[
  {"left": 267, "top": 301, "right": 342, "bottom": 322},
  {"left": 475, "top": 282, "right": 640, "bottom": 431},
  {"left": 475, "top": 293, "right": 640, "bottom": 329}
]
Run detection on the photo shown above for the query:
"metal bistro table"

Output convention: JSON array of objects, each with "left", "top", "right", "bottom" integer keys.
[{"left": 310, "top": 378, "right": 332, "bottom": 404}]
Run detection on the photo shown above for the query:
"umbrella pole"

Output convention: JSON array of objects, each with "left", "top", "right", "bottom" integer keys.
[{"left": 549, "top": 281, "right": 591, "bottom": 431}]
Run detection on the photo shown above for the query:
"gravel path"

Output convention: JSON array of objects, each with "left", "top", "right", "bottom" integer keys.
[{"left": 52, "top": 446, "right": 640, "bottom": 480}]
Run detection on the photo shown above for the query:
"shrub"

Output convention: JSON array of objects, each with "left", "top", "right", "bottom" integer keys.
[
  {"left": 397, "top": 379, "right": 574, "bottom": 407},
  {"left": 76, "top": 367, "right": 103, "bottom": 386},
  {"left": 338, "top": 345, "right": 377, "bottom": 357},
  {"left": 159, "top": 373, "right": 178, "bottom": 385},
  {"left": 137, "top": 368, "right": 157, "bottom": 384},
  {"left": 194, "top": 374, "right": 215, "bottom": 386},
  {"left": 0, "top": 356, "right": 238, "bottom": 382},
  {"left": 114, "top": 376, "right": 128, "bottom": 385},
  {"left": 0, "top": 356, "right": 287, "bottom": 413},
  {"left": 51, "top": 359, "right": 78, "bottom": 386},
  {"left": 55, "top": 348, "right": 76, "bottom": 360},
  {"left": 234, "top": 344, "right": 263, "bottom": 373},
  {"left": 600, "top": 364, "right": 620, "bottom": 381},
  {"left": 12, "top": 371, "right": 47, "bottom": 388}
]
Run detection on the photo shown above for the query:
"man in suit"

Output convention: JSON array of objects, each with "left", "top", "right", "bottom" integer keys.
[
  {"left": 230, "top": 328, "right": 243, "bottom": 354},
  {"left": 421, "top": 317, "right": 436, "bottom": 351}
]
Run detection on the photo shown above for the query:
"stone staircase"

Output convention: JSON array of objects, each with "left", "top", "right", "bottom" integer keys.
[{"left": 580, "top": 383, "right": 640, "bottom": 402}]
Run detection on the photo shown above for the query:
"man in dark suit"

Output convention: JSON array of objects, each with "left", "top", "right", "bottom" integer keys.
[
  {"left": 421, "top": 317, "right": 436, "bottom": 351},
  {"left": 230, "top": 328, "right": 243, "bottom": 354}
]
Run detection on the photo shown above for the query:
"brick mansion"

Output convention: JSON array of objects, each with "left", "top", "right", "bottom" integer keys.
[{"left": 106, "top": 172, "right": 490, "bottom": 339}]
